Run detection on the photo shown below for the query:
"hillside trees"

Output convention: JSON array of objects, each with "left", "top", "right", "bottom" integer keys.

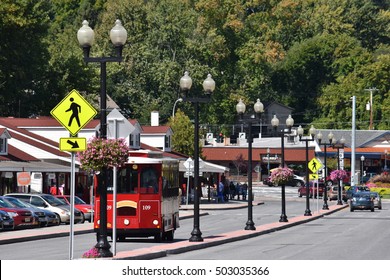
[
  {"left": 0, "top": 0, "right": 388, "bottom": 132},
  {"left": 0, "top": 0, "right": 52, "bottom": 117}
]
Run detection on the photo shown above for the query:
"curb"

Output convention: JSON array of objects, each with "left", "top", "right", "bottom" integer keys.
[{"left": 112, "top": 204, "right": 348, "bottom": 260}]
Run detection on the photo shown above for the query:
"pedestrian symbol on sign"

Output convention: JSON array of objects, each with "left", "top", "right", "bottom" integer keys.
[{"left": 66, "top": 98, "right": 81, "bottom": 127}]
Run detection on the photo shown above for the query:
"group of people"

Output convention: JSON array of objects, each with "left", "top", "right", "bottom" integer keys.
[
  {"left": 208, "top": 180, "right": 248, "bottom": 203},
  {"left": 179, "top": 179, "right": 249, "bottom": 205}
]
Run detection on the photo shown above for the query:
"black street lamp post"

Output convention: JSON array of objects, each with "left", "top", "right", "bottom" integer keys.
[
  {"left": 271, "top": 114, "right": 295, "bottom": 222},
  {"left": 297, "top": 125, "right": 316, "bottom": 216},
  {"left": 77, "top": 19, "right": 127, "bottom": 257},
  {"left": 179, "top": 71, "right": 215, "bottom": 242},
  {"left": 360, "top": 155, "right": 365, "bottom": 184},
  {"left": 333, "top": 136, "right": 345, "bottom": 205},
  {"left": 236, "top": 98, "right": 264, "bottom": 230},
  {"left": 316, "top": 131, "right": 334, "bottom": 210},
  {"left": 267, "top": 148, "right": 271, "bottom": 177}
]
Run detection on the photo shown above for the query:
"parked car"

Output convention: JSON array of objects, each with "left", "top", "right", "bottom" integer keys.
[
  {"left": 0, "top": 196, "right": 38, "bottom": 228},
  {"left": 327, "top": 185, "right": 348, "bottom": 202},
  {"left": 55, "top": 195, "right": 93, "bottom": 223},
  {"left": 5, "top": 193, "right": 83, "bottom": 224},
  {"left": 23, "top": 201, "right": 60, "bottom": 226},
  {"left": 349, "top": 192, "right": 374, "bottom": 212},
  {"left": 3, "top": 196, "right": 60, "bottom": 226},
  {"left": 370, "top": 192, "right": 382, "bottom": 210},
  {"left": 298, "top": 181, "right": 325, "bottom": 198},
  {"left": 264, "top": 174, "right": 305, "bottom": 187},
  {"left": 0, "top": 209, "right": 14, "bottom": 231},
  {"left": 3, "top": 196, "right": 48, "bottom": 227},
  {"left": 346, "top": 186, "right": 371, "bottom": 199}
]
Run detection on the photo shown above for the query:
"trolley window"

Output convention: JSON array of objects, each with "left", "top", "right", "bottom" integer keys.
[
  {"left": 140, "top": 167, "right": 158, "bottom": 194},
  {"left": 109, "top": 166, "right": 138, "bottom": 194}
]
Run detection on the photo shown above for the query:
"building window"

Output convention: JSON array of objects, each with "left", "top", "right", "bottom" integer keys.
[
  {"left": 165, "top": 135, "right": 171, "bottom": 149},
  {"left": 0, "top": 138, "right": 7, "bottom": 155},
  {"left": 130, "top": 133, "right": 140, "bottom": 148}
]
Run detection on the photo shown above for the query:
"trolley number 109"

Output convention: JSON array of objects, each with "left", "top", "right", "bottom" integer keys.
[{"left": 142, "top": 205, "right": 152, "bottom": 210}]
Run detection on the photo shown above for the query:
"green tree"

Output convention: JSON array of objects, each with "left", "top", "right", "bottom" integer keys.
[
  {"left": 0, "top": 0, "right": 52, "bottom": 116},
  {"left": 168, "top": 109, "right": 202, "bottom": 157}
]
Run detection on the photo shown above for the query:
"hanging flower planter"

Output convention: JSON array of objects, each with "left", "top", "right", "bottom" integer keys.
[
  {"left": 330, "top": 169, "right": 348, "bottom": 181},
  {"left": 270, "top": 167, "right": 294, "bottom": 186},
  {"left": 78, "top": 137, "right": 130, "bottom": 172}
]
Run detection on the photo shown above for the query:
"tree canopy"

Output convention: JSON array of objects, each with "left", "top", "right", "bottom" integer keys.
[{"left": 1, "top": 0, "right": 389, "bottom": 134}]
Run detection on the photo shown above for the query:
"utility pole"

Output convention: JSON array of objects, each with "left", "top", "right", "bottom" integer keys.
[{"left": 365, "top": 87, "right": 379, "bottom": 130}]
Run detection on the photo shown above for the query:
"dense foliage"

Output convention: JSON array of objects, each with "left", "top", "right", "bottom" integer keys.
[{"left": 1, "top": 0, "right": 389, "bottom": 133}]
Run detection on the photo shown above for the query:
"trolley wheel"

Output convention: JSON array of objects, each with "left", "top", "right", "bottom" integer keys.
[
  {"left": 166, "top": 230, "right": 174, "bottom": 241},
  {"left": 154, "top": 232, "right": 163, "bottom": 242}
]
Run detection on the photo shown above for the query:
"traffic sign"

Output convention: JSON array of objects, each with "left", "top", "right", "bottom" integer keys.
[
  {"left": 59, "top": 137, "right": 87, "bottom": 152},
  {"left": 308, "top": 158, "right": 322, "bottom": 173},
  {"left": 309, "top": 174, "right": 319, "bottom": 180},
  {"left": 50, "top": 89, "right": 97, "bottom": 136},
  {"left": 17, "top": 172, "right": 31, "bottom": 186}
]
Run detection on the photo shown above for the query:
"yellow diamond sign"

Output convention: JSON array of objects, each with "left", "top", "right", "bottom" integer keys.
[
  {"left": 308, "top": 157, "right": 323, "bottom": 173},
  {"left": 51, "top": 89, "right": 97, "bottom": 136}
]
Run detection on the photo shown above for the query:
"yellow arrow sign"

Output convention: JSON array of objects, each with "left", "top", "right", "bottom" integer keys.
[
  {"left": 308, "top": 157, "right": 322, "bottom": 173},
  {"left": 309, "top": 174, "right": 319, "bottom": 180},
  {"left": 59, "top": 137, "right": 87, "bottom": 152},
  {"left": 51, "top": 89, "right": 97, "bottom": 136}
]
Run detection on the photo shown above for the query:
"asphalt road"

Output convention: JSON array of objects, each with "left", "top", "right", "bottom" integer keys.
[
  {"left": 161, "top": 201, "right": 390, "bottom": 260},
  {"left": 0, "top": 186, "right": 387, "bottom": 260},
  {"left": 0, "top": 191, "right": 328, "bottom": 260}
]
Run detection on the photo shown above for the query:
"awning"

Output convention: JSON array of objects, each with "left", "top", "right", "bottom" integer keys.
[
  {"left": 179, "top": 160, "right": 229, "bottom": 173},
  {"left": 0, "top": 161, "right": 78, "bottom": 172}
]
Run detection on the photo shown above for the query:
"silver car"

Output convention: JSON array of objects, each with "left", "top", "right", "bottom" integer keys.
[
  {"left": 370, "top": 192, "right": 382, "bottom": 210},
  {"left": 5, "top": 193, "right": 83, "bottom": 224}
]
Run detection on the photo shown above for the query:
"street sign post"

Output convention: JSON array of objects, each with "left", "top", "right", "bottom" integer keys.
[
  {"left": 50, "top": 89, "right": 97, "bottom": 136},
  {"left": 51, "top": 89, "right": 97, "bottom": 260},
  {"left": 308, "top": 157, "right": 322, "bottom": 215}
]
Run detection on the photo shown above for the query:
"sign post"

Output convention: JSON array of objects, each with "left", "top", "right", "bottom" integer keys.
[
  {"left": 50, "top": 89, "right": 97, "bottom": 260},
  {"left": 184, "top": 158, "right": 193, "bottom": 205},
  {"left": 308, "top": 158, "right": 323, "bottom": 214}
]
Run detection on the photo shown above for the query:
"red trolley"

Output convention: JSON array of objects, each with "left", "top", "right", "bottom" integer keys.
[{"left": 94, "top": 151, "right": 180, "bottom": 241}]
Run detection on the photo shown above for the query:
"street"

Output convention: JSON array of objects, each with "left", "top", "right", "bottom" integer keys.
[
  {"left": 0, "top": 186, "right": 388, "bottom": 260},
  {"left": 162, "top": 201, "right": 390, "bottom": 259}
]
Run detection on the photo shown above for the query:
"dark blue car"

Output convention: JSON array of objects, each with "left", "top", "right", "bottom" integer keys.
[
  {"left": 349, "top": 191, "right": 374, "bottom": 212},
  {"left": 346, "top": 186, "right": 370, "bottom": 199}
]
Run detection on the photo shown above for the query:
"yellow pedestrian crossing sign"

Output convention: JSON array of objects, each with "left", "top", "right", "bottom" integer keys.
[
  {"left": 308, "top": 158, "right": 322, "bottom": 173},
  {"left": 50, "top": 89, "right": 97, "bottom": 136},
  {"left": 59, "top": 137, "right": 87, "bottom": 152}
]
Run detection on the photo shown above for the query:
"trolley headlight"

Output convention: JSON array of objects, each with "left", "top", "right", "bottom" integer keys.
[
  {"left": 153, "top": 219, "right": 159, "bottom": 225},
  {"left": 124, "top": 219, "right": 130, "bottom": 225}
]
